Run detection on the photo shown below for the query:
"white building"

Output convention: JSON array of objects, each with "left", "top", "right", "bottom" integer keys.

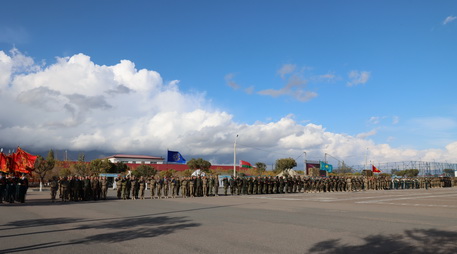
[{"left": 106, "top": 154, "right": 164, "bottom": 165}]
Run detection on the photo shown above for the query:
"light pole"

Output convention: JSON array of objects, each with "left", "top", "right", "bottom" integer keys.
[
  {"left": 233, "top": 134, "right": 238, "bottom": 177},
  {"left": 304, "top": 151, "right": 307, "bottom": 175}
]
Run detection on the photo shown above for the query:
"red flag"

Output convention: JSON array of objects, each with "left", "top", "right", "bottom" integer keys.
[
  {"left": 372, "top": 165, "right": 381, "bottom": 173},
  {"left": 12, "top": 147, "right": 38, "bottom": 174},
  {"left": 0, "top": 153, "right": 8, "bottom": 173},
  {"left": 239, "top": 160, "right": 253, "bottom": 168}
]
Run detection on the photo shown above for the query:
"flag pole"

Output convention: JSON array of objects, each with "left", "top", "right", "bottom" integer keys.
[{"left": 233, "top": 134, "right": 238, "bottom": 177}]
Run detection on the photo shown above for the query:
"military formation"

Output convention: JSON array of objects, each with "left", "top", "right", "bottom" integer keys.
[
  {"left": 114, "top": 175, "right": 221, "bottom": 199},
  {"left": 2, "top": 172, "right": 456, "bottom": 204},
  {"left": 111, "top": 175, "right": 456, "bottom": 200},
  {"left": 0, "top": 172, "right": 29, "bottom": 204},
  {"left": 48, "top": 175, "right": 109, "bottom": 202}
]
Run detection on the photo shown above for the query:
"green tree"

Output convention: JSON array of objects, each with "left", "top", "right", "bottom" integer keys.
[
  {"left": 394, "top": 169, "right": 419, "bottom": 177},
  {"left": 159, "top": 169, "right": 176, "bottom": 178},
  {"left": 34, "top": 149, "right": 56, "bottom": 191},
  {"left": 113, "top": 162, "right": 129, "bottom": 174},
  {"left": 187, "top": 158, "right": 212, "bottom": 172},
  {"left": 89, "top": 159, "right": 112, "bottom": 175},
  {"left": 255, "top": 162, "right": 267, "bottom": 174},
  {"left": 133, "top": 163, "right": 157, "bottom": 178},
  {"left": 274, "top": 157, "right": 297, "bottom": 173},
  {"left": 78, "top": 153, "right": 85, "bottom": 162},
  {"left": 183, "top": 169, "right": 193, "bottom": 177},
  {"left": 59, "top": 168, "right": 72, "bottom": 177},
  {"left": 72, "top": 161, "right": 89, "bottom": 176}
]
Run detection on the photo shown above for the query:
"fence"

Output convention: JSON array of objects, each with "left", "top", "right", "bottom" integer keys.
[{"left": 349, "top": 161, "right": 457, "bottom": 176}]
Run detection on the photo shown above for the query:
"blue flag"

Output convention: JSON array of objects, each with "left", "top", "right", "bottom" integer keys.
[
  {"left": 167, "top": 150, "right": 186, "bottom": 164},
  {"left": 320, "top": 161, "right": 333, "bottom": 173}
]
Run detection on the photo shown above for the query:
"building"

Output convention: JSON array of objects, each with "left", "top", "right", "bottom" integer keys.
[
  {"left": 106, "top": 154, "right": 164, "bottom": 165},
  {"left": 106, "top": 154, "right": 250, "bottom": 173}
]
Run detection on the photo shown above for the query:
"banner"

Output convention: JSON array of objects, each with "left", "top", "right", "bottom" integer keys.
[
  {"left": 12, "top": 147, "right": 38, "bottom": 174},
  {"left": 240, "top": 160, "right": 252, "bottom": 168},
  {"left": 320, "top": 161, "right": 333, "bottom": 173},
  {"left": 167, "top": 150, "right": 186, "bottom": 164},
  {"left": 0, "top": 153, "right": 9, "bottom": 173},
  {"left": 372, "top": 165, "right": 381, "bottom": 173}
]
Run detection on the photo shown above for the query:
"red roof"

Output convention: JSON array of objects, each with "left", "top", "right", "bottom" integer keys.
[
  {"left": 127, "top": 163, "right": 248, "bottom": 172},
  {"left": 110, "top": 154, "right": 164, "bottom": 160}
]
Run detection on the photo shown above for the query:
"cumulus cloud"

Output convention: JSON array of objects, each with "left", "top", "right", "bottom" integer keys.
[
  {"left": 1, "top": 49, "right": 456, "bottom": 167},
  {"left": 443, "top": 16, "right": 457, "bottom": 25},
  {"left": 347, "top": 70, "right": 371, "bottom": 86}
]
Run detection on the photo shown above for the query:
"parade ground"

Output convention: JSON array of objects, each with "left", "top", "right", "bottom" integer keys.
[{"left": 1, "top": 188, "right": 457, "bottom": 254}]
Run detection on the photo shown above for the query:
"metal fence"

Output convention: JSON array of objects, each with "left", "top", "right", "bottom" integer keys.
[{"left": 349, "top": 161, "right": 457, "bottom": 175}]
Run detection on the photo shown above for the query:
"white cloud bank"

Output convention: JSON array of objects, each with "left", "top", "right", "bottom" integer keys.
[
  {"left": 443, "top": 16, "right": 457, "bottom": 25},
  {"left": 1, "top": 49, "right": 456, "bottom": 166}
]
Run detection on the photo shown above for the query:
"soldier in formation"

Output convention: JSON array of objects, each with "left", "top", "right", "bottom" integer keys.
[{"left": 43, "top": 174, "right": 457, "bottom": 203}]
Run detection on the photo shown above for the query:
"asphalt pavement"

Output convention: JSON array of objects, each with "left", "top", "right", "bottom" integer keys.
[{"left": 1, "top": 187, "right": 457, "bottom": 254}]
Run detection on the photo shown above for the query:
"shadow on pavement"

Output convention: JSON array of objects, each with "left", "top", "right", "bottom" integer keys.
[
  {"left": 0, "top": 215, "right": 200, "bottom": 253},
  {"left": 308, "top": 228, "right": 457, "bottom": 254}
]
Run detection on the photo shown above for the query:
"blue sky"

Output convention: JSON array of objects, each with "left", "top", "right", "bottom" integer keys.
[{"left": 0, "top": 0, "right": 456, "bottom": 168}]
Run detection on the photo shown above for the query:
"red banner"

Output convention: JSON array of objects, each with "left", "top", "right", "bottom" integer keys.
[
  {"left": 12, "top": 147, "right": 38, "bottom": 174},
  {"left": 0, "top": 153, "right": 9, "bottom": 173},
  {"left": 372, "top": 165, "right": 381, "bottom": 173}
]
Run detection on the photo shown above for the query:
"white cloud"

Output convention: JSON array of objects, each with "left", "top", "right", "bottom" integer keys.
[
  {"left": 347, "top": 70, "right": 371, "bottom": 86},
  {"left": 356, "top": 129, "right": 377, "bottom": 139},
  {"left": 369, "top": 116, "right": 382, "bottom": 124},
  {"left": 1, "top": 49, "right": 456, "bottom": 167},
  {"left": 443, "top": 16, "right": 457, "bottom": 25},
  {"left": 277, "top": 64, "right": 296, "bottom": 79}
]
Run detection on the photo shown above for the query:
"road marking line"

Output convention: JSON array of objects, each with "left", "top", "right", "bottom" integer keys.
[{"left": 355, "top": 193, "right": 457, "bottom": 204}]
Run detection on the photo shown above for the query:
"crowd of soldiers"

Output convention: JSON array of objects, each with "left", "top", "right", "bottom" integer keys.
[
  {"left": 114, "top": 175, "right": 221, "bottom": 199},
  {"left": 112, "top": 175, "right": 456, "bottom": 200},
  {"left": 0, "top": 172, "right": 29, "bottom": 204},
  {"left": 48, "top": 175, "right": 109, "bottom": 202},
  {"left": 2, "top": 172, "right": 455, "bottom": 204}
]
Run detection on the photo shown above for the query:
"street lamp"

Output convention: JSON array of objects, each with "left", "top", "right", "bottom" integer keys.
[{"left": 233, "top": 134, "right": 238, "bottom": 177}]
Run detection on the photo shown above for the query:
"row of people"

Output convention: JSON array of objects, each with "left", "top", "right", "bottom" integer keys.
[
  {"left": 0, "top": 173, "right": 29, "bottom": 204},
  {"left": 113, "top": 175, "right": 455, "bottom": 199},
  {"left": 115, "top": 175, "right": 221, "bottom": 199},
  {"left": 49, "top": 176, "right": 109, "bottom": 202}
]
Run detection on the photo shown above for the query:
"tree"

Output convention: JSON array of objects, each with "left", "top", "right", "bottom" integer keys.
[
  {"left": 255, "top": 162, "right": 267, "bottom": 174},
  {"left": 73, "top": 161, "right": 89, "bottom": 176},
  {"left": 160, "top": 169, "right": 176, "bottom": 178},
  {"left": 183, "top": 169, "right": 193, "bottom": 177},
  {"left": 274, "top": 157, "right": 297, "bottom": 173},
  {"left": 394, "top": 169, "right": 419, "bottom": 177},
  {"left": 89, "top": 159, "right": 112, "bottom": 175},
  {"left": 113, "top": 162, "right": 128, "bottom": 174},
  {"left": 133, "top": 163, "right": 157, "bottom": 178},
  {"left": 187, "top": 158, "right": 212, "bottom": 172},
  {"left": 33, "top": 149, "right": 56, "bottom": 191}
]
